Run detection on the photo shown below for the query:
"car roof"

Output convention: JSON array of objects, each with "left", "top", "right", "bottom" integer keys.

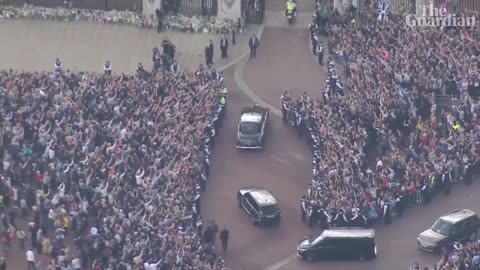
[
  {"left": 240, "top": 112, "right": 262, "bottom": 123},
  {"left": 321, "top": 228, "right": 375, "bottom": 239},
  {"left": 249, "top": 189, "right": 277, "bottom": 206},
  {"left": 440, "top": 209, "right": 477, "bottom": 223}
]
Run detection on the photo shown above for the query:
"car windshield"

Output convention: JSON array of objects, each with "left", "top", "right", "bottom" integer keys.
[
  {"left": 240, "top": 122, "right": 260, "bottom": 134},
  {"left": 260, "top": 205, "right": 278, "bottom": 215},
  {"left": 431, "top": 218, "right": 453, "bottom": 236}
]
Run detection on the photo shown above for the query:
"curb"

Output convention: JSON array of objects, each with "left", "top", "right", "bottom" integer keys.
[
  {"left": 228, "top": 25, "right": 283, "bottom": 117},
  {"left": 233, "top": 58, "right": 282, "bottom": 117},
  {"left": 218, "top": 25, "right": 265, "bottom": 72}
]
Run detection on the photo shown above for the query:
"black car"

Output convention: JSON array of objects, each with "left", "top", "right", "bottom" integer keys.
[
  {"left": 297, "top": 227, "right": 377, "bottom": 261},
  {"left": 297, "top": 227, "right": 377, "bottom": 262},
  {"left": 417, "top": 209, "right": 480, "bottom": 253},
  {"left": 237, "top": 186, "right": 281, "bottom": 225}
]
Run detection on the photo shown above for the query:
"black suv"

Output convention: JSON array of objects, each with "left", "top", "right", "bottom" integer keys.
[
  {"left": 297, "top": 227, "right": 377, "bottom": 261},
  {"left": 237, "top": 186, "right": 281, "bottom": 225},
  {"left": 417, "top": 209, "right": 480, "bottom": 253}
]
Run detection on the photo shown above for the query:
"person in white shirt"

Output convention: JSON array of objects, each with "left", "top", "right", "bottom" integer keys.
[
  {"left": 26, "top": 249, "right": 35, "bottom": 270},
  {"left": 143, "top": 259, "right": 161, "bottom": 270},
  {"left": 71, "top": 257, "right": 81, "bottom": 270}
]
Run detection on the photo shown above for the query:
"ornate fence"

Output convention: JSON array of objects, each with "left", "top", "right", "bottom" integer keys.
[
  {"left": 0, "top": 0, "right": 142, "bottom": 11},
  {"left": 242, "top": 0, "right": 265, "bottom": 24},
  {"left": 177, "top": 0, "right": 218, "bottom": 16}
]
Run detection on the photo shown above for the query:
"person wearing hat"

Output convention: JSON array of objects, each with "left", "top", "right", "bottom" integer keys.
[
  {"left": 281, "top": 90, "right": 290, "bottom": 123},
  {"left": 311, "top": 32, "right": 318, "bottom": 56},
  {"left": 300, "top": 195, "right": 307, "bottom": 223},
  {"left": 317, "top": 41, "right": 324, "bottom": 65}
]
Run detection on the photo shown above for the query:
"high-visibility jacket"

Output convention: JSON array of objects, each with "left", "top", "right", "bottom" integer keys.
[
  {"left": 220, "top": 87, "right": 228, "bottom": 95},
  {"left": 429, "top": 174, "right": 436, "bottom": 187},
  {"left": 286, "top": 2, "right": 295, "bottom": 11},
  {"left": 220, "top": 97, "right": 226, "bottom": 105},
  {"left": 452, "top": 123, "right": 461, "bottom": 132}
]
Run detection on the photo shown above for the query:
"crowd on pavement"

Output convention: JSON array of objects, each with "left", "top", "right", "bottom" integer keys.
[
  {"left": 0, "top": 40, "right": 231, "bottom": 269},
  {"left": 284, "top": 4, "right": 480, "bottom": 268}
]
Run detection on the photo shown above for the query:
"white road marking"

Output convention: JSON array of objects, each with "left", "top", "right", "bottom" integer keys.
[{"left": 263, "top": 253, "right": 298, "bottom": 270}]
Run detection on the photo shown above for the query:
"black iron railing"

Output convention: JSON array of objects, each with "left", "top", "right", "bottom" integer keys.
[{"left": 0, "top": 0, "right": 142, "bottom": 12}]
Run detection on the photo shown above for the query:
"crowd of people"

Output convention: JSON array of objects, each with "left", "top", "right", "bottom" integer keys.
[
  {"left": 289, "top": 4, "right": 480, "bottom": 268},
  {"left": 0, "top": 41, "right": 231, "bottom": 269}
]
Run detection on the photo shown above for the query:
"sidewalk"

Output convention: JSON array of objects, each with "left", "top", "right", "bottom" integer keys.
[{"left": 0, "top": 20, "right": 258, "bottom": 72}]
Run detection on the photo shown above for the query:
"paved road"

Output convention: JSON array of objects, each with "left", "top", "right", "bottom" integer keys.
[{"left": 200, "top": 68, "right": 318, "bottom": 270}]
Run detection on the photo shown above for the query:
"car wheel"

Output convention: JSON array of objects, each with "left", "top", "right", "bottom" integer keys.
[
  {"left": 305, "top": 252, "right": 314, "bottom": 262},
  {"left": 469, "top": 231, "right": 477, "bottom": 241},
  {"left": 359, "top": 253, "right": 366, "bottom": 261}
]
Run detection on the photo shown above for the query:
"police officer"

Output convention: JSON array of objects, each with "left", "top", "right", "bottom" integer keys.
[
  {"left": 293, "top": 105, "right": 300, "bottom": 128},
  {"left": 333, "top": 209, "right": 349, "bottom": 227},
  {"left": 442, "top": 168, "right": 451, "bottom": 195},
  {"left": 193, "top": 192, "right": 201, "bottom": 214},
  {"left": 395, "top": 193, "right": 404, "bottom": 217},
  {"left": 195, "top": 217, "right": 203, "bottom": 241},
  {"left": 350, "top": 208, "right": 361, "bottom": 227},
  {"left": 54, "top": 58, "right": 63, "bottom": 74},
  {"left": 318, "top": 205, "right": 330, "bottom": 229},
  {"left": 317, "top": 42, "right": 324, "bottom": 65},
  {"left": 307, "top": 205, "right": 315, "bottom": 227},
  {"left": 311, "top": 32, "right": 318, "bottom": 56},
  {"left": 465, "top": 158, "right": 473, "bottom": 185},
  {"left": 306, "top": 183, "right": 313, "bottom": 198},
  {"left": 295, "top": 107, "right": 304, "bottom": 136},
  {"left": 300, "top": 196, "right": 307, "bottom": 223},
  {"left": 299, "top": 92, "right": 309, "bottom": 106},
  {"left": 383, "top": 200, "right": 391, "bottom": 225},
  {"left": 281, "top": 90, "right": 290, "bottom": 122},
  {"left": 198, "top": 169, "right": 207, "bottom": 191},
  {"left": 422, "top": 180, "right": 431, "bottom": 205},
  {"left": 216, "top": 71, "right": 224, "bottom": 86},
  {"left": 287, "top": 102, "right": 296, "bottom": 126},
  {"left": 220, "top": 86, "right": 228, "bottom": 99},
  {"left": 104, "top": 61, "right": 112, "bottom": 76},
  {"left": 330, "top": 73, "right": 338, "bottom": 96}
]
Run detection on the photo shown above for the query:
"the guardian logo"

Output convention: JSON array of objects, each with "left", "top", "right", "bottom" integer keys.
[{"left": 406, "top": 4, "right": 475, "bottom": 27}]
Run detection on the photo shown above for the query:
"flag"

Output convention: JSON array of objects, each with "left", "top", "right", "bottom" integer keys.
[{"left": 377, "top": 0, "right": 390, "bottom": 23}]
